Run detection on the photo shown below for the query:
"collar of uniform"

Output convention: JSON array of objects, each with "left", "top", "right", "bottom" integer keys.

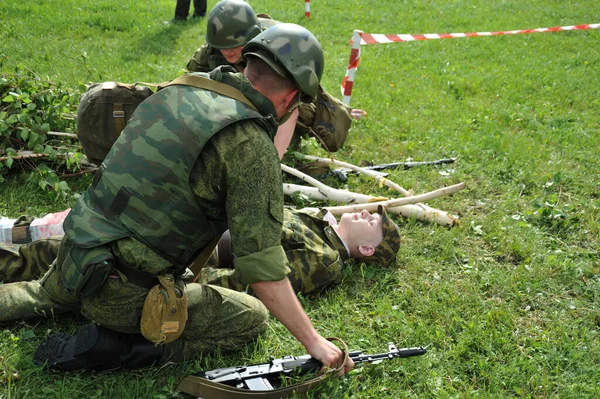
[{"left": 323, "top": 225, "right": 350, "bottom": 261}]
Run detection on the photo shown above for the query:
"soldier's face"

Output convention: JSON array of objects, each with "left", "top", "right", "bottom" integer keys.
[
  {"left": 337, "top": 210, "right": 383, "bottom": 249},
  {"left": 220, "top": 46, "right": 244, "bottom": 64}
]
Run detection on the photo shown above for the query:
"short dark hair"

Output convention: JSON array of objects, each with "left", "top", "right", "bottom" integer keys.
[{"left": 245, "top": 55, "right": 297, "bottom": 97}]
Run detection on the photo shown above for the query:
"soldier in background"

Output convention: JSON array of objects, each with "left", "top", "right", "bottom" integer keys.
[
  {"left": 172, "top": 0, "right": 207, "bottom": 22},
  {"left": 187, "top": 0, "right": 358, "bottom": 156}
]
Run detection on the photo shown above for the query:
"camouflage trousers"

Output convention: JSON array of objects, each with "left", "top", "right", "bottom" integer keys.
[{"left": 0, "top": 241, "right": 268, "bottom": 363}]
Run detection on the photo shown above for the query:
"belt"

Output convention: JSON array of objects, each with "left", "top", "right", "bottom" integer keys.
[{"left": 113, "top": 259, "right": 160, "bottom": 289}]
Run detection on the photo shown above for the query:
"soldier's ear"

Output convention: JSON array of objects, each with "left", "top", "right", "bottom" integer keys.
[
  {"left": 283, "top": 89, "right": 301, "bottom": 110},
  {"left": 358, "top": 245, "right": 376, "bottom": 257}
]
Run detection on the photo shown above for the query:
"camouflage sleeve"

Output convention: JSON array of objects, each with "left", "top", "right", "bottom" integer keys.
[
  {"left": 186, "top": 44, "right": 228, "bottom": 73},
  {"left": 195, "top": 119, "right": 290, "bottom": 285}
]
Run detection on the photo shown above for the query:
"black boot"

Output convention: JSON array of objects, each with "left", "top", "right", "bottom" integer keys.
[{"left": 34, "top": 323, "right": 163, "bottom": 371}]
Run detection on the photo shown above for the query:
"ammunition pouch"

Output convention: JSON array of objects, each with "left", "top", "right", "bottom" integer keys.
[
  {"left": 58, "top": 244, "right": 114, "bottom": 299},
  {"left": 141, "top": 275, "right": 188, "bottom": 344}
]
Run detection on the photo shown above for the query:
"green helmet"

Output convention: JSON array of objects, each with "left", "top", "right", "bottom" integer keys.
[
  {"left": 206, "top": 0, "right": 262, "bottom": 49},
  {"left": 242, "top": 23, "right": 324, "bottom": 102}
]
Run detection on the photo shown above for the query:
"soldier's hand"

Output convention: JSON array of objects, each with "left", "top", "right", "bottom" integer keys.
[{"left": 306, "top": 335, "right": 354, "bottom": 376}]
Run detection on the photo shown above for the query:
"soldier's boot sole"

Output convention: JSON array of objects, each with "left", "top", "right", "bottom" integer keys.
[{"left": 34, "top": 323, "right": 125, "bottom": 371}]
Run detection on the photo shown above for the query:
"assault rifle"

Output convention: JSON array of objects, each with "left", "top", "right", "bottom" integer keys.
[
  {"left": 331, "top": 157, "right": 457, "bottom": 181},
  {"left": 178, "top": 342, "right": 426, "bottom": 397}
]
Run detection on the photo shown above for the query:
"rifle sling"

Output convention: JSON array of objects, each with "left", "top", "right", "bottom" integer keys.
[
  {"left": 189, "top": 235, "right": 221, "bottom": 280},
  {"left": 161, "top": 74, "right": 258, "bottom": 112},
  {"left": 177, "top": 374, "right": 328, "bottom": 399},
  {"left": 177, "top": 337, "right": 349, "bottom": 399}
]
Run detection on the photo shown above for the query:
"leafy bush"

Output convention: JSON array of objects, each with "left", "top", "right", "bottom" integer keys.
[{"left": 0, "top": 61, "right": 85, "bottom": 199}]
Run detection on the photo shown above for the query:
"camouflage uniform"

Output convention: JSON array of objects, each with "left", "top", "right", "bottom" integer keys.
[
  {"left": 0, "top": 67, "right": 290, "bottom": 363},
  {"left": 200, "top": 204, "right": 403, "bottom": 296},
  {"left": 186, "top": 7, "right": 352, "bottom": 153},
  {"left": 200, "top": 208, "right": 349, "bottom": 295},
  {"left": 0, "top": 238, "right": 61, "bottom": 283}
]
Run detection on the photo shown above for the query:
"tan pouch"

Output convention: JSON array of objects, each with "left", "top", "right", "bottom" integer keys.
[{"left": 140, "top": 275, "right": 188, "bottom": 344}]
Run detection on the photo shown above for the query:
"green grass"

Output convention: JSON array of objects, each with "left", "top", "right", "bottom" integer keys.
[{"left": 2, "top": 0, "right": 600, "bottom": 397}]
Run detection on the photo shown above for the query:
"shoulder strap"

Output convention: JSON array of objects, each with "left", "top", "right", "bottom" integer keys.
[
  {"left": 177, "top": 374, "right": 328, "bottom": 399},
  {"left": 161, "top": 74, "right": 258, "bottom": 111},
  {"left": 177, "top": 338, "right": 349, "bottom": 399}
]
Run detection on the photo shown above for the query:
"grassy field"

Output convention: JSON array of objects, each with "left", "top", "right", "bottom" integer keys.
[{"left": 2, "top": 0, "right": 600, "bottom": 398}]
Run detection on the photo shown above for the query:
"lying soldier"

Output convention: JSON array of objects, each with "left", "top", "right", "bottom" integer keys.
[
  {"left": 200, "top": 205, "right": 401, "bottom": 295},
  {"left": 0, "top": 206, "right": 401, "bottom": 296}
]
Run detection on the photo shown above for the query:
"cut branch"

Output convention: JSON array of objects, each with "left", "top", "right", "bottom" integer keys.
[
  {"left": 293, "top": 153, "right": 411, "bottom": 196},
  {"left": 0, "top": 150, "right": 97, "bottom": 168},
  {"left": 283, "top": 181, "right": 463, "bottom": 226},
  {"left": 48, "top": 131, "right": 78, "bottom": 138}
]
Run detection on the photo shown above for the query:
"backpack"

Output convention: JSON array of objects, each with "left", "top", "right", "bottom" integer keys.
[
  {"left": 296, "top": 85, "right": 353, "bottom": 153},
  {"left": 76, "top": 82, "right": 154, "bottom": 165}
]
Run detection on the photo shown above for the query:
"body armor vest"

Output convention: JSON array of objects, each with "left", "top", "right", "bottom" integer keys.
[{"left": 64, "top": 74, "right": 274, "bottom": 271}]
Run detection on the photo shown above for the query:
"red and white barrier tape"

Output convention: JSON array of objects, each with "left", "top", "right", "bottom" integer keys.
[
  {"left": 341, "top": 30, "right": 362, "bottom": 105},
  {"left": 305, "top": 0, "right": 310, "bottom": 18},
  {"left": 341, "top": 23, "right": 600, "bottom": 105}
]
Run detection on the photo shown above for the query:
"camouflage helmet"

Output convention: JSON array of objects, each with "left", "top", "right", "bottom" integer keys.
[
  {"left": 362, "top": 205, "right": 401, "bottom": 266},
  {"left": 206, "top": 0, "right": 262, "bottom": 49},
  {"left": 242, "top": 23, "right": 324, "bottom": 102}
]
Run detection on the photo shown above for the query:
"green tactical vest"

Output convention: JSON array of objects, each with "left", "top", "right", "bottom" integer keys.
[{"left": 64, "top": 72, "right": 277, "bottom": 271}]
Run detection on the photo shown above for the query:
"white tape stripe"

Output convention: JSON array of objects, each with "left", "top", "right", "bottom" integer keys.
[
  {"left": 346, "top": 68, "right": 357, "bottom": 81},
  {"left": 371, "top": 34, "right": 393, "bottom": 43},
  {"left": 398, "top": 34, "right": 416, "bottom": 41}
]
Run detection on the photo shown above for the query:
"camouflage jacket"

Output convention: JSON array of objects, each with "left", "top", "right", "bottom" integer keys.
[
  {"left": 202, "top": 207, "right": 350, "bottom": 295},
  {"left": 64, "top": 67, "right": 290, "bottom": 286},
  {"left": 281, "top": 207, "right": 349, "bottom": 294},
  {"left": 186, "top": 43, "right": 243, "bottom": 74}
]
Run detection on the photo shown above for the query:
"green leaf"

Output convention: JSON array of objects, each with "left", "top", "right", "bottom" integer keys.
[
  {"left": 19, "top": 127, "right": 30, "bottom": 141},
  {"left": 39, "top": 179, "right": 50, "bottom": 190},
  {"left": 28, "top": 131, "right": 40, "bottom": 146},
  {"left": 21, "top": 329, "right": 37, "bottom": 340},
  {"left": 43, "top": 145, "right": 56, "bottom": 156},
  {"left": 2, "top": 95, "right": 15, "bottom": 103},
  {"left": 58, "top": 180, "right": 70, "bottom": 191}
]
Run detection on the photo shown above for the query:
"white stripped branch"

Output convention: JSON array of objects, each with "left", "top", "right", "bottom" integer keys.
[
  {"left": 294, "top": 153, "right": 411, "bottom": 196},
  {"left": 281, "top": 159, "right": 465, "bottom": 226}
]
